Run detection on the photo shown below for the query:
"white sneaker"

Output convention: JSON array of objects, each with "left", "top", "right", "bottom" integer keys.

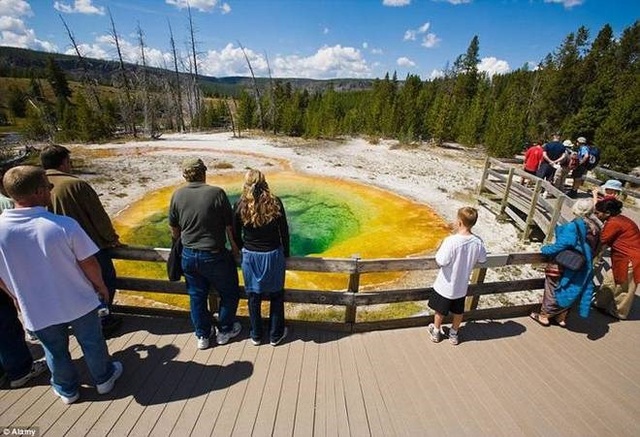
[
  {"left": 216, "top": 321, "right": 242, "bottom": 345},
  {"left": 427, "top": 323, "right": 442, "bottom": 343},
  {"left": 196, "top": 335, "right": 210, "bottom": 350},
  {"left": 10, "top": 360, "right": 48, "bottom": 388},
  {"left": 96, "top": 361, "right": 123, "bottom": 394},
  {"left": 52, "top": 387, "right": 80, "bottom": 405},
  {"left": 270, "top": 327, "right": 288, "bottom": 346},
  {"left": 250, "top": 338, "right": 261, "bottom": 346}
]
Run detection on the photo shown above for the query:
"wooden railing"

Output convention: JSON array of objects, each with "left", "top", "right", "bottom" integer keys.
[{"left": 110, "top": 246, "right": 547, "bottom": 332}]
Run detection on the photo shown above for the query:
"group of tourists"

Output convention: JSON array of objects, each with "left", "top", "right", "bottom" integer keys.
[
  {"left": 530, "top": 182, "right": 640, "bottom": 327},
  {"left": 522, "top": 134, "right": 598, "bottom": 198}
]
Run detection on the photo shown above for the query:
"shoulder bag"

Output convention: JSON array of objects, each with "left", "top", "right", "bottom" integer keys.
[
  {"left": 167, "top": 238, "right": 183, "bottom": 281},
  {"left": 554, "top": 222, "right": 586, "bottom": 271}
]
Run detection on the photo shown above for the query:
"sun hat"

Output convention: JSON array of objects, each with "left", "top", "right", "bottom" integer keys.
[
  {"left": 562, "top": 139, "right": 573, "bottom": 147},
  {"left": 572, "top": 198, "right": 594, "bottom": 217},
  {"left": 601, "top": 179, "right": 623, "bottom": 192},
  {"left": 182, "top": 158, "right": 207, "bottom": 172},
  {"left": 577, "top": 137, "right": 587, "bottom": 144}
]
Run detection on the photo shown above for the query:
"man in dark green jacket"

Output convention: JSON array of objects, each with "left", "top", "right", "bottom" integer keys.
[{"left": 40, "top": 145, "right": 122, "bottom": 336}]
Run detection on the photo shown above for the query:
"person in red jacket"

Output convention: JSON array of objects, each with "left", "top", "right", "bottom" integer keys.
[
  {"left": 593, "top": 198, "right": 640, "bottom": 319},
  {"left": 521, "top": 141, "right": 544, "bottom": 186}
]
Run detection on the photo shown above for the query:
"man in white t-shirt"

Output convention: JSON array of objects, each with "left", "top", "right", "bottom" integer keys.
[
  {"left": 0, "top": 166, "right": 123, "bottom": 404},
  {"left": 428, "top": 207, "right": 487, "bottom": 345}
]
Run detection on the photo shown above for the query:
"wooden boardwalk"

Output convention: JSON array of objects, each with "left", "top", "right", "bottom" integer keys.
[{"left": 2, "top": 303, "right": 640, "bottom": 437}]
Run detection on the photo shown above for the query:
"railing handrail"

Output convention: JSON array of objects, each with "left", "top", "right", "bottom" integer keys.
[{"left": 110, "top": 246, "right": 548, "bottom": 331}]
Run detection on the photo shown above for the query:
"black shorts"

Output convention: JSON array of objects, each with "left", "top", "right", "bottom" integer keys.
[
  {"left": 571, "top": 164, "right": 588, "bottom": 179},
  {"left": 428, "top": 292, "right": 465, "bottom": 316}
]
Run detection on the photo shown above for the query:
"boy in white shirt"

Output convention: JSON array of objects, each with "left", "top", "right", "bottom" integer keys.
[{"left": 428, "top": 207, "right": 487, "bottom": 345}]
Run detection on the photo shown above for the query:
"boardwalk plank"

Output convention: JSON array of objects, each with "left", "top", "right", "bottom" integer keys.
[
  {"left": 189, "top": 338, "right": 247, "bottom": 437},
  {"left": 272, "top": 328, "right": 305, "bottom": 437},
  {"left": 252, "top": 334, "right": 289, "bottom": 437},
  {"left": 167, "top": 341, "right": 229, "bottom": 436},
  {"left": 336, "top": 334, "right": 371, "bottom": 436},
  {"left": 293, "top": 327, "right": 319, "bottom": 437},
  {"left": 229, "top": 340, "right": 273, "bottom": 436}
]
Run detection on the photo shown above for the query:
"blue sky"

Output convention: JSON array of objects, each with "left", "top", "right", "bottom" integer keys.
[{"left": 1, "top": 0, "right": 638, "bottom": 80}]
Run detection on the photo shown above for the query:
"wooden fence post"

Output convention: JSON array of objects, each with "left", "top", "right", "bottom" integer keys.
[
  {"left": 345, "top": 255, "right": 360, "bottom": 326},
  {"left": 477, "top": 157, "right": 491, "bottom": 196},
  {"left": 522, "top": 179, "right": 542, "bottom": 242},
  {"left": 465, "top": 267, "right": 487, "bottom": 312},
  {"left": 544, "top": 196, "right": 565, "bottom": 243},
  {"left": 498, "top": 167, "right": 515, "bottom": 218}
]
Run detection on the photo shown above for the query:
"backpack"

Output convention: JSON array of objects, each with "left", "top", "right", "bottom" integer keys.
[
  {"left": 586, "top": 146, "right": 601, "bottom": 170},
  {"left": 567, "top": 152, "right": 579, "bottom": 170}
]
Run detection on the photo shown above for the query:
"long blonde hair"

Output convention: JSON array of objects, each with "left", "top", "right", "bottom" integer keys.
[{"left": 238, "top": 169, "right": 281, "bottom": 227}]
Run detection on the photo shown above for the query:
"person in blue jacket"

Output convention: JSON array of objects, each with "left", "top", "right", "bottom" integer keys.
[{"left": 530, "top": 199, "right": 600, "bottom": 327}]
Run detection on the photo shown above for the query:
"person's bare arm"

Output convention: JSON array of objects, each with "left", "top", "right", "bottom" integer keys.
[{"left": 78, "top": 255, "right": 110, "bottom": 302}]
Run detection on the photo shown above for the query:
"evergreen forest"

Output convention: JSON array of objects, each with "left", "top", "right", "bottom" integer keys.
[{"left": 0, "top": 21, "right": 638, "bottom": 172}]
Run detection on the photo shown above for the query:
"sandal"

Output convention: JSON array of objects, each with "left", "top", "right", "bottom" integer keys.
[
  {"left": 530, "top": 312, "right": 550, "bottom": 327},
  {"left": 557, "top": 320, "right": 567, "bottom": 328}
]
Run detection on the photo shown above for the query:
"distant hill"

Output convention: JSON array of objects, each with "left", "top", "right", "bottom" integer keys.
[{"left": 0, "top": 46, "right": 375, "bottom": 96}]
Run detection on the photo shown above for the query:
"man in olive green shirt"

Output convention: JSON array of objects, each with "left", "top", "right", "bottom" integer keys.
[{"left": 40, "top": 145, "right": 122, "bottom": 336}]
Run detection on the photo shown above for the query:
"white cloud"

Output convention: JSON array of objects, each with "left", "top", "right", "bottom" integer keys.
[
  {"left": 478, "top": 56, "right": 510, "bottom": 76},
  {"left": 383, "top": 0, "right": 411, "bottom": 6},
  {"left": 371, "top": 48, "right": 383, "bottom": 55},
  {"left": 405, "top": 22, "right": 439, "bottom": 48},
  {"left": 403, "top": 30, "right": 416, "bottom": 41},
  {"left": 0, "top": 0, "right": 56, "bottom": 51},
  {"left": 432, "top": 0, "right": 472, "bottom": 4},
  {"left": 397, "top": 57, "right": 415, "bottom": 67},
  {"left": 544, "top": 0, "right": 584, "bottom": 9},
  {"left": 362, "top": 42, "right": 368, "bottom": 49},
  {"left": 429, "top": 69, "right": 445, "bottom": 80},
  {"left": 166, "top": 0, "right": 225, "bottom": 13},
  {"left": 54, "top": 0, "right": 105, "bottom": 15},
  {"left": 273, "top": 44, "right": 371, "bottom": 78},
  {"left": 0, "top": 0, "right": 32, "bottom": 16},
  {"left": 421, "top": 33, "right": 441, "bottom": 48},
  {"left": 323, "top": 27, "right": 329, "bottom": 35}
]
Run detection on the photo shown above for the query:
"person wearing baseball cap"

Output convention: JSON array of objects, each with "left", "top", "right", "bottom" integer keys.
[
  {"left": 169, "top": 157, "right": 242, "bottom": 350},
  {"left": 566, "top": 136, "right": 590, "bottom": 198}
]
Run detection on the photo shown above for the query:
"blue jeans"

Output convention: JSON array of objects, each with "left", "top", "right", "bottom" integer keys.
[
  {"left": 35, "top": 309, "right": 113, "bottom": 397},
  {"left": 182, "top": 247, "right": 240, "bottom": 337},
  {"left": 247, "top": 291, "right": 285, "bottom": 343},
  {"left": 0, "top": 292, "right": 33, "bottom": 381}
]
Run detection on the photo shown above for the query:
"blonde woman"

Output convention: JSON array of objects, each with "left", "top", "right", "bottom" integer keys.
[{"left": 233, "top": 169, "right": 290, "bottom": 346}]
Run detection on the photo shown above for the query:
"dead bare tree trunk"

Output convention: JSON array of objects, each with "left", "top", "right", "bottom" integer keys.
[
  {"left": 238, "top": 41, "right": 265, "bottom": 132},
  {"left": 136, "top": 22, "right": 153, "bottom": 138},
  {"left": 108, "top": 8, "right": 137, "bottom": 137},
  {"left": 187, "top": 5, "right": 201, "bottom": 122},
  {"left": 59, "top": 15, "right": 102, "bottom": 111},
  {"left": 225, "top": 98, "right": 237, "bottom": 138},
  {"left": 265, "top": 52, "right": 277, "bottom": 135},
  {"left": 168, "top": 20, "right": 185, "bottom": 133}
]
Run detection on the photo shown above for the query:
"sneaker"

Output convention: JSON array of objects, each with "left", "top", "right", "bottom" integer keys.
[
  {"left": 216, "top": 321, "right": 242, "bottom": 345},
  {"left": 250, "top": 338, "right": 261, "bottom": 346},
  {"left": 270, "top": 327, "right": 288, "bottom": 346},
  {"left": 449, "top": 330, "right": 460, "bottom": 346},
  {"left": 10, "top": 360, "right": 48, "bottom": 388},
  {"left": 52, "top": 387, "right": 80, "bottom": 404},
  {"left": 96, "top": 361, "right": 123, "bottom": 395},
  {"left": 427, "top": 323, "right": 442, "bottom": 343}
]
